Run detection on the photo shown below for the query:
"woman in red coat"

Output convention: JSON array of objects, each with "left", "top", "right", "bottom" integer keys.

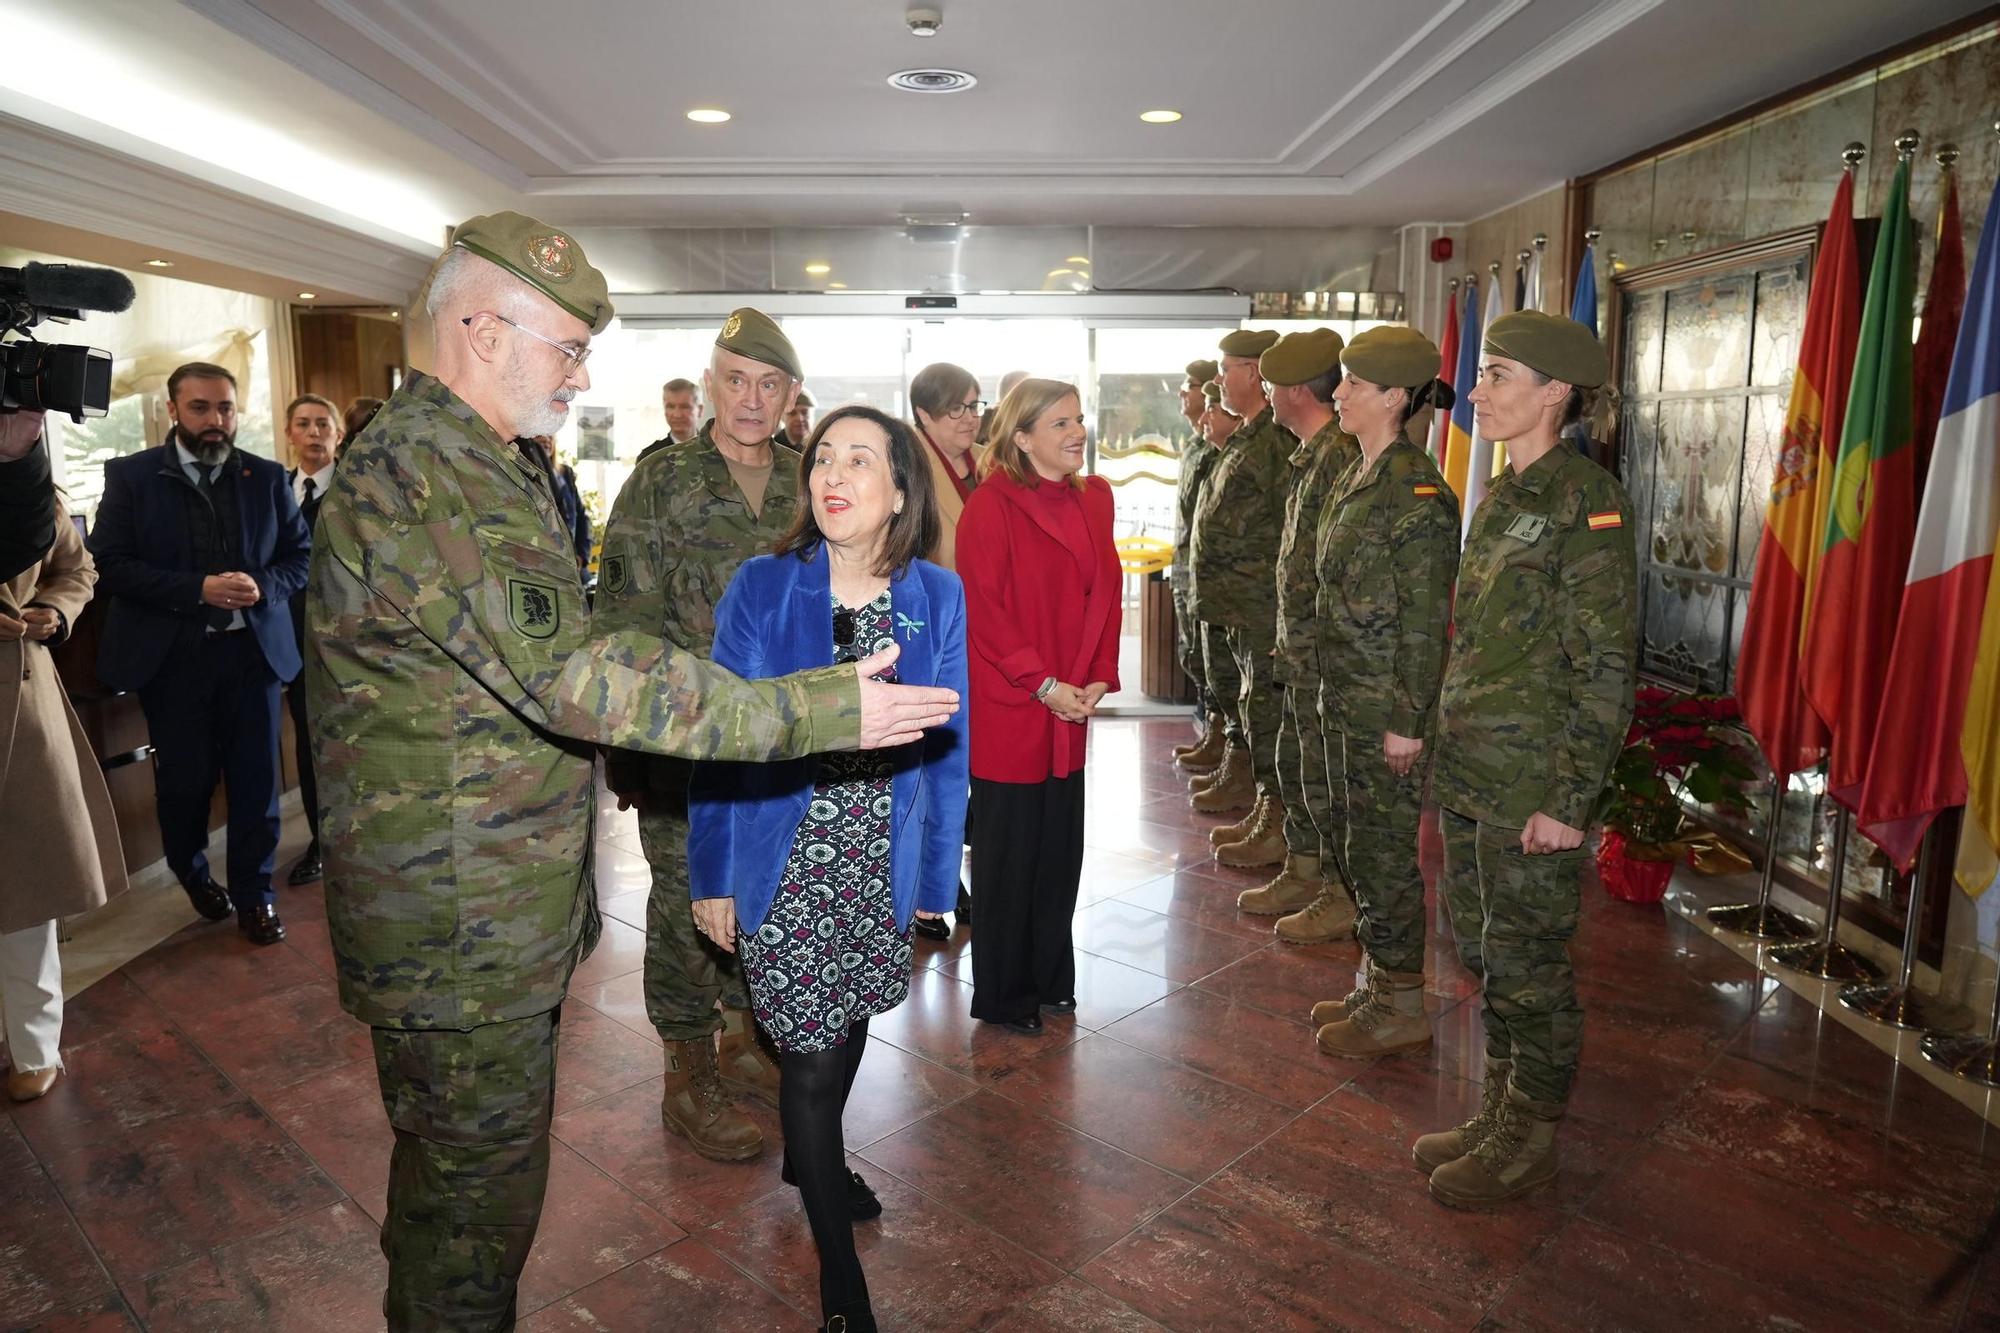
[{"left": 957, "top": 379, "right": 1122, "bottom": 1033}]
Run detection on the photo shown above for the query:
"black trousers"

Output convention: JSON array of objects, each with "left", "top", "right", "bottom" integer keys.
[
  {"left": 137, "top": 629, "right": 282, "bottom": 910},
  {"left": 968, "top": 773, "right": 1086, "bottom": 1023},
  {"left": 284, "top": 677, "right": 318, "bottom": 844}
]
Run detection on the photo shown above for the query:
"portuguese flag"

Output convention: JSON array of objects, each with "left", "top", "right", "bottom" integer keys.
[
  {"left": 1734, "top": 171, "right": 1860, "bottom": 780},
  {"left": 1801, "top": 153, "right": 1920, "bottom": 812}
]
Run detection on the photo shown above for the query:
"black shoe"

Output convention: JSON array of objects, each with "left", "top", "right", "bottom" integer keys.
[
  {"left": 237, "top": 904, "right": 285, "bottom": 946},
  {"left": 1042, "top": 998, "right": 1078, "bottom": 1015},
  {"left": 956, "top": 881, "right": 972, "bottom": 925},
  {"left": 182, "top": 874, "right": 231, "bottom": 922},
  {"left": 818, "top": 1310, "right": 877, "bottom": 1333},
  {"left": 911, "top": 915, "right": 950, "bottom": 942},
  {"left": 780, "top": 1158, "right": 883, "bottom": 1221},
  {"left": 286, "top": 841, "right": 323, "bottom": 887},
  {"left": 999, "top": 1013, "right": 1044, "bottom": 1036}
]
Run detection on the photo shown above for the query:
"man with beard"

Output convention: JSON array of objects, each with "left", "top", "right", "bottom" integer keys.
[
  {"left": 88, "top": 363, "right": 311, "bottom": 943},
  {"left": 281, "top": 393, "right": 341, "bottom": 886}
]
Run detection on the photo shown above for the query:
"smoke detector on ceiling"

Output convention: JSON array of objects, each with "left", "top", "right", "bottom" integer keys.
[{"left": 906, "top": 6, "right": 942, "bottom": 37}]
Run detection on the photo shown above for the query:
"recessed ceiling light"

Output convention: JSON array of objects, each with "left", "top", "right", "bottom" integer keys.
[
  {"left": 827, "top": 282, "right": 848, "bottom": 290},
  {"left": 887, "top": 69, "right": 977, "bottom": 94},
  {"left": 686, "top": 108, "right": 732, "bottom": 124},
  {"left": 297, "top": 291, "right": 318, "bottom": 300},
  {"left": 804, "top": 262, "right": 832, "bottom": 276},
  {"left": 1046, "top": 268, "right": 1075, "bottom": 278},
  {"left": 145, "top": 258, "right": 174, "bottom": 268},
  {"left": 1065, "top": 256, "right": 1090, "bottom": 265},
  {"left": 1140, "top": 109, "right": 1182, "bottom": 124}
]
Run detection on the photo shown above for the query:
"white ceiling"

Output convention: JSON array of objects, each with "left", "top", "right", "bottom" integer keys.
[{"left": 0, "top": 0, "right": 1987, "bottom": 298}]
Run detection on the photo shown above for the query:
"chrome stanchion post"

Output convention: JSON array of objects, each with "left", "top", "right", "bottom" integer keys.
[
  {"left": 1839, "top": 829, "right": 1958, "bottom": 1028},
  {"left": 1709, "top": 774, "right": 1813, "bottom": 939},
  {"left": 1768, "top": 807, "right": 1883, "bottom": 981}
]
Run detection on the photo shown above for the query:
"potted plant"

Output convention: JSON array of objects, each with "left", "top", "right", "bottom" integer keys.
[{"left": 1598, "top": 686, "right": 1758, "bottom": 902}]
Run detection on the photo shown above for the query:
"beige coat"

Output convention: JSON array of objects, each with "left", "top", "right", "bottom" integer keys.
[
  {"left": 0, "top": 506, "right": 126, "bottom": 933},
  {"left": 921, "top": 439, "right": 982, "bottom": 572}
]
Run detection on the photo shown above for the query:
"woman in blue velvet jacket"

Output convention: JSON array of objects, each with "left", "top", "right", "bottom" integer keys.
[{"left": 689, "top": 405, "right": 967, "bottom": 1333}]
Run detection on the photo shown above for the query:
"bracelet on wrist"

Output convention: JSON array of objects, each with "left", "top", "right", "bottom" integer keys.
[{"left": 1033, "top": 676, "right": 1058, "bottom": 701}]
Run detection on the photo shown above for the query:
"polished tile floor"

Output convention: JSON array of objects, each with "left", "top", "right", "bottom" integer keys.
[{"left": 6, "top": 717, "right": 2000, "bottom": 1330}]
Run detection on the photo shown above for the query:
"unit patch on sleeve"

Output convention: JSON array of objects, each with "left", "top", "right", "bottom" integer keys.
[{"left": 1586, "top": 510, "right": 1624, "bottom": 531}]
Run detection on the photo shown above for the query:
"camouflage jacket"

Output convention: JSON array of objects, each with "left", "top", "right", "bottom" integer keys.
[
  {"left": 1432, "top": 444, "right": 1638, "bottom": 829},
  {"left": 596, "top": 427, "right": 801, "bottom": 794},
  {"left": 305, "top": 373, "right": 861, "bottom": 1030},
  {"left": 1171, "top": 436, "right": 1220, "bottom": 599},
  {"left": 1314, "top": 432, "right": 1460, "bottom": 736},
  {"left": 1273, "top": 419, "right": 1358, "bottom": 685},
  {"left": 1187, "top": 406, "right": 1290, "bottom": 634}
]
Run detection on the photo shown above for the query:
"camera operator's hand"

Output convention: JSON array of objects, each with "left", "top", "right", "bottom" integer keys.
[
  {"left": 202, "top": 572, "right": 262, "bottom": 611},
  {"left": 0, "top": 410, "right": 45, "bottom": 462},
  {"left": 0, "top": 610, "right": 25, "bottom": 641}
]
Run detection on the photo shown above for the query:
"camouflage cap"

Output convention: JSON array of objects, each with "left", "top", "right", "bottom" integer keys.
[
  {"left": 1201, "top": 380, "right": 1224, "bottom": 405},
  {"left": 1482, "top": 310, "right": 1608, "bottom": 388},
  {"left": 1218, "top": 328, "right": 1280, "bottom": 358},
  {"left": 1341, "top": 325, "right": 1440, "bottom": 388},
  {"left": 449, "top": 211, "right": 612, "bottom": 333},
  {"left": 1184, "top": 358, "right": 1219, "bottom": 385},
  {"left": 1258, "top": 328, "right": 1345, "bottom": 385},
  {"left": 715, "top": 307, "right": 802, "bottom": 381}
]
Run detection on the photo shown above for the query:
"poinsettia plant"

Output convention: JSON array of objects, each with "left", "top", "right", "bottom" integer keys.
[{"left": 1602, "top": 687, "right": 1758, "bottom": 846}]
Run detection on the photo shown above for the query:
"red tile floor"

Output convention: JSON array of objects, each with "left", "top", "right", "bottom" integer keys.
[{"left": 6, "top": 716, "right": 2000, "bottom": 1330}]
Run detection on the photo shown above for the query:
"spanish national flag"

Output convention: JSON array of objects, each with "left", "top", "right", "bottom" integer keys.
[{"left": 1442, "top": 282, "right": 1480, "bottom": 496}]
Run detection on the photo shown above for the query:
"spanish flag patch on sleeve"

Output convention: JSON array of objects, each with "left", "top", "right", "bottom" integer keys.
[
  {"left": 1587, "top": 510, "right": 1623, "bottom": 531},
  {"left": 1412, "top": 483, "right": 1440, "bottom": 497}
]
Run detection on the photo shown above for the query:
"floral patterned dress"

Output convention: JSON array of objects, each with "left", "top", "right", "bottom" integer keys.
[{"left": 737, "top": 588, "right": 913, "bottom": 1053}]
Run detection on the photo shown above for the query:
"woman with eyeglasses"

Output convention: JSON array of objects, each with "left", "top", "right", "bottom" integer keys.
[
  {"left": 688, "top": 405, "right": 967, "bottom": 1333},
  {"left": 956, "top": 378, "right": 1121, "bottom": 1035},
  {"left": 908, "top": 362, "right": 986, "bottom": 571}
]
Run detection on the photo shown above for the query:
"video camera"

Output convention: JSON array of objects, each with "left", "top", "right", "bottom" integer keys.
[{"left": 2, "top": 262, "right": 136, "bottom": 422}]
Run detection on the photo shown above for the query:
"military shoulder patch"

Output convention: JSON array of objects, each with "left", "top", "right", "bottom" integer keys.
[
  {"left": 508, "top": 577, "right": 560, "bottom": 640},
  {"left": 1504, "top": 513, "right": 1548, "bottom": 543},
  {"left": 1587, "top": 510, "right": 1623, "bottom": 531},
  {"left": 602, "top": 553, "right": 629, "bottom": 595},
  {"left": 1412, "top": 483, "right": 1440, "bottom": 497}
]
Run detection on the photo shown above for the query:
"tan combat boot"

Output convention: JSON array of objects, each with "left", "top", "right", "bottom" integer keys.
[
  {"left": 716, "top": 1006, "right": 782, "bottom": 1108},
  {"left": 1309, "top": 954, "right": 1376, "bottom": 1027},
  {"left": 1238, "top": 853, "right": 1323, "bottom": 916},
  {"left": 1208, "top": 791, "right": 1266, "bottom": 846},
  {"left": 1188, "top": 740, "right": 1240, "bottom": 793},
  {"left": 1315, "top": 964, "right": 1431, "bottom": 1058},
  {"left": 1174, "top": 713, "right": 1226, "bottom": 766},
  {"left": 1217, "top": 796, "right": 1287, "bottom": 868},
  {"left": 1190, "top": 747, "right": 1254, "bottom": 813},
  {"left": 1426, "top": 1086, "right": 1561, "bottom": 1208},
  {"left": 662, "top": 1037, "right": 764, "bottom": 1162},
  {"left": 1274, "top": 882, "right": 1357, "bottom": 943},
  {"left": 1411, "top": 1058, "right": 1512, "bottom": 1175}
]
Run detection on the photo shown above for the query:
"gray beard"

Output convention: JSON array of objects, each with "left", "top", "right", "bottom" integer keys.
[{"left": 180, "top": 430, "right": 232, "bottom": 465}]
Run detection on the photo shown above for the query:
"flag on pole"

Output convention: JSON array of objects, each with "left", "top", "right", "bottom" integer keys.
[
  {"left": 1860, "top": 165, "right": 2000, "bottom": 870},
  {"left": 1442, "top": 282, "right": 1480, "bottom": 497},
  {"left": 1570, "top": 239, "right": 1598, "bottom": 335},
  {"left": 1958, "top": 533, "right": 2000, "bottom": 897},
  {"left": 1801, "top": 152, "right": 1921, "bottom": 813},
  {"left": 1513, "top": 259, "right": 1527, "bottom": 313},
  {"left": 1428, "top": 287, "right": 1461, "bottom": 463},
  {"left": 1460, "top": 271, "right": 1506, "bottom": 540},
  {"left": 1735, "top": 170, "right": 1861, "bottom": 782},
  {"left": 1911, "top": 166, "right": 1967, "bottom": 493},
  {"left": 1525, "top": 245, "right": 1545, "bottom": 313}
]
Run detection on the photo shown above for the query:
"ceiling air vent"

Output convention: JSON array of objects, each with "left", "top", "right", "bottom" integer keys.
[{"left": 887, "top": 68, "right": 977, "bottom": 94}]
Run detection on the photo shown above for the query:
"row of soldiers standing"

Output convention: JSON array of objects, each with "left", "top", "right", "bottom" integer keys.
[{"left": 1169, "top": 315, "right": 1639, "bottom": 1208}]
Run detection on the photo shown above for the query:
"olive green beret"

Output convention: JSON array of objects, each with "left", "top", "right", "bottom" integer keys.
[
  {"left": 1202, "top": 380, "right": 1224, "bottom": 405},
  {"left": 1184, "top": 358, "right": 1219, "bottom": 385},
  {"left": 793, "top": 386, "right": 816, "bottom": 407},
  {"left": 1218, "top": 328, "right": 1281, "bottom": 359},
  {"left": 1341, "top": 326, "right": 1440, "bottom": 389},
  {"left": 1482, "top": 310, "right": 1608, "bottom": 388},
  {"left": 715, "top": 307, "right": 802, "bottom": 381},
  {"left": 449, "top": 211, "right": 612, "bottom": 334},
  {"left": 1258, "top": 328, "right": 1345, "bottom": 386}
]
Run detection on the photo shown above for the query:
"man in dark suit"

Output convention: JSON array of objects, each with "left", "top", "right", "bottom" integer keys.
[
  {"left": 87, "top": 362, "right": 311, "bottom": 944},
  {"left": 282, "top": 393, "right": 340, "bottom": 886}
]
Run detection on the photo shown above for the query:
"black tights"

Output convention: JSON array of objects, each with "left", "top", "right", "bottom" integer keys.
[{"left": 781, "top": 1017, "right": 871, "bottom": 1319}]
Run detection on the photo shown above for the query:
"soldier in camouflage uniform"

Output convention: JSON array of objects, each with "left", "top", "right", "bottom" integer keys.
[
  {"left": 1170, "top": 358, "right": 1224, "bottom": 768},
  {"left": 1233, "top": 330, "right": 1357, "bottom": 913},
  {"left": 306, "top": 212, "right": 959, "bottom": 1330},
  {"left": 1306, "top": 327, "right": 1460, "bottom": 1060},
  {"left": 1188, "top": 329, "right": 1287, "bottom": 822},
  {"left": 596, "top": 308, "right": 805, "bottom": 1162},
  {"left": 1182, "top": 382, "right": 1244, "bottom": 785},
  {"left": 1413, "top": 312, "right": 1636, "bottom": 1210}
]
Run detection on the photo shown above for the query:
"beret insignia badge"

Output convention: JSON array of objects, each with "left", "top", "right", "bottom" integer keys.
[
  {"left": 525, "top": 233, "right": 575, "bottom": 283},
  {"left": 721, "top": 312, "right": 743, "bottom": 340}
]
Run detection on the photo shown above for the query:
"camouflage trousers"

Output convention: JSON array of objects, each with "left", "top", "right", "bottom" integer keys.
[
  {"left": 1438, "top": 807, "right": 1585, "bottom": 1105},
  {"left": 639, "top": 799, "right": 753, "bottom": 1041},
  {"left": 1337, "top": 726, "right": 1428, "bottom": 975},
  {"left": 1173, "top": 584, "right": 1210, "bottom": 712},
  {"left": 1274, "top": 684, "right": 1336, "bottom": 871},
  {"left": 372, "top": 1009, "right": 558, "bottom": 1332},
  {"left": 1199, "top": 621, "right": 1245, "bottom": 745},
  {"left": 1226, "top": 626, "right": 1283, "bottom": 793}
]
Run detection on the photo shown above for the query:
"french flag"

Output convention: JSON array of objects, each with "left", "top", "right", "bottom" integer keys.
[{"left": 1857, "top": 171, "right": 2000, "bottom": 870}]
